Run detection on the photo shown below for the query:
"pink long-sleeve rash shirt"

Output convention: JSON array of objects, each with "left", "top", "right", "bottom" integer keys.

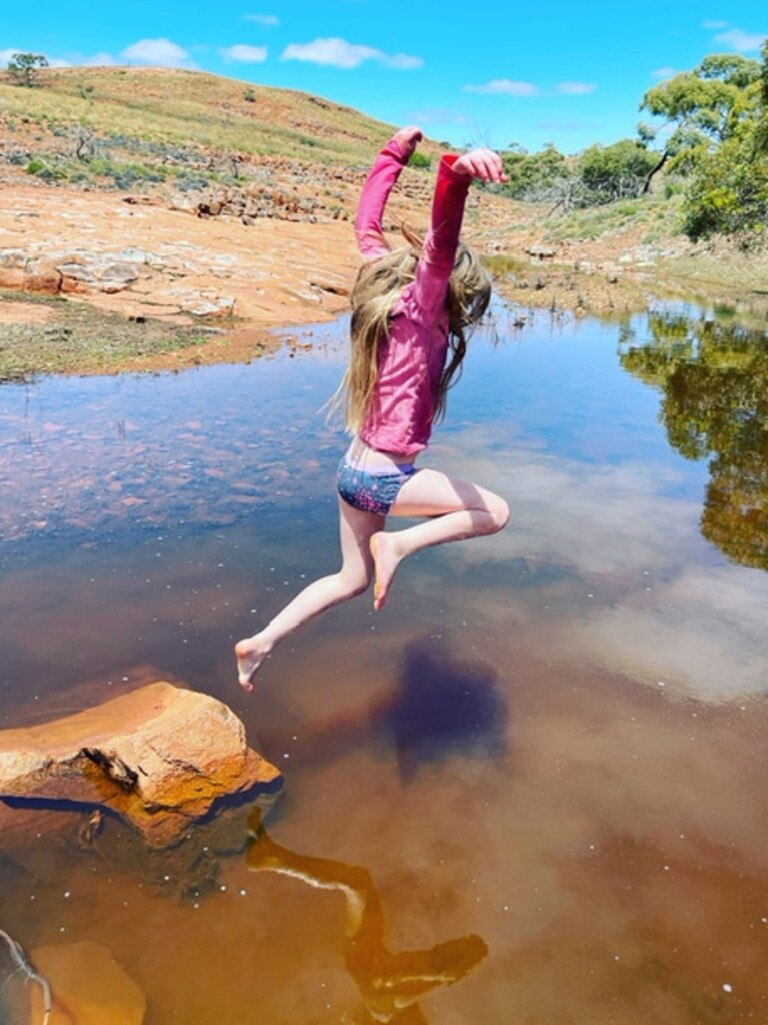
[{"left": 354, "top": 138, "right": 471, "bottom": 459}]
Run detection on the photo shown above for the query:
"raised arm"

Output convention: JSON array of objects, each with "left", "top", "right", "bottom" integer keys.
[
  {"left": 412, "top": 147, "right": 507, "bottom": 317},
  {"left": 355, "top": 125, "right": 423, "bottom": 261}
]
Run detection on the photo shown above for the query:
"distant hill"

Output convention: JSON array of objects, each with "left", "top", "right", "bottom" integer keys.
[{"left": 0, "top": 65, "right": 438, "bottom": 167}]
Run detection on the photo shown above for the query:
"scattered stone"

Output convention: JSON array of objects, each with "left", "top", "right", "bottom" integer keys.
[
  {"left": 0, "top": 681, "right": 281, "bottom": 847},
  {"left": 309, "top": 279, "right": 350, "bottom": 297},
  {"left": 526, "top": 246, "right": 557, "bottom": 260},
  {"left": 78, "top": 808, "right": 105, "bottom": 847},
  {"left": 0, "top": 249, "right": 28, "bottom": 269},
  {"left": 165, "top": 289, "right": 237, "bottom": 317},
  {"left": 23, "top": 264, "right": 63, "bottom": 295}
]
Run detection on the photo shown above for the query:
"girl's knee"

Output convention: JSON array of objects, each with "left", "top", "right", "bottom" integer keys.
[
  {"left": 488, "top": 496, "right": 510, "bottom": 533},
  {"left": 340, "top": 568, "right": 372, "bottom": 598}
]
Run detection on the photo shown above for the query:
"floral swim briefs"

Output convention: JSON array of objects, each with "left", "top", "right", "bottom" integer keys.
[{"left": 336, "top": 451, "right": 417, "bottom": 516}]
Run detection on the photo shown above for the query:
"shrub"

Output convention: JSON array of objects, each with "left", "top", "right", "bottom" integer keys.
[
  {"left": 502, "top": 143, "right": 571, "bottom": 202},
  {"left": 576, "top": 139, "right": 660, "bottom": 205},
  {"left": 26, "top": 157, "right": 67, "bottom": 181},
  {"left": 683, "top": 131, "right": 768, "bottom": 241},
  {"left": 408, "top": 151, "right": 431, "bottom": 169}
]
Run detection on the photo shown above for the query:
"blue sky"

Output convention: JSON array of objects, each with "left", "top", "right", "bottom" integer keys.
[{"left": 2, "top": 1, "right": 765, "bottom": 153}]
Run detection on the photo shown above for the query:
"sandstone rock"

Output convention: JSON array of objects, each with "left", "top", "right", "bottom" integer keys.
[
  {"left": 52, "top": 254, "right": 142, "bottom": 293},
  {"left": 309, "top": 278, "right": 350, "bottom": 297},
  {"left": 23, "top": 264, "right": 62, "bottom": 294},
  {"left": 186, "top": 297, "right": 236, "bottom": 316},
  {"left": 0, "top": 267, "right": 25, "bottom": 290},
  {"left": 29, "top": 941, "right": 145, "bottom": 1025},
  {"left": 0, "top": 682, "right": 280, "bottom": 848},
  {"left": 0, "top": 249, "right": 28, "bottom": 269},
  {"left": 165, "top": 288, "right": 236, "bottom": 317}
]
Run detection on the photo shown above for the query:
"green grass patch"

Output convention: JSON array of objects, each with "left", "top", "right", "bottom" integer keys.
[
  {"left": 543, "top": 193, "right": 683, "bottom": 242},
  {"left": 0, "top": 291, "right": 215, "bottom": 383}
]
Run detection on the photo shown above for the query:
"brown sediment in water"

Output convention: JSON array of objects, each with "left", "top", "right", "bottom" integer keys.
[
  {"left": 3, "top": 632, "right": 767, "bottom": 1024},
  {"left": 2, "top": 297, "right": 767, "bottom": 1021}
]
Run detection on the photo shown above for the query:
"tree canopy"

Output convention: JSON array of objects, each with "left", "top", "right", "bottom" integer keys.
[{"left": 6, "top": 52, "right": 49, "bottom": 87}]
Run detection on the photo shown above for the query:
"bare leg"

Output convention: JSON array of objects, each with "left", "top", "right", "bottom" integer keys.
[
  {"left": 369, "top": 470, "right": 509, "bottom": 610},
  {"left": 235, "top": 498, "right": 383, "bottom": 690}
]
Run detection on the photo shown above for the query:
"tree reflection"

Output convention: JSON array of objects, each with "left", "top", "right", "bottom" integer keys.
[
  {"left": 619, "top": 312, "right": 768, "bottom": 570},
  {"left": 245, "top": 807, "right": 487, "bottom": 1023}
]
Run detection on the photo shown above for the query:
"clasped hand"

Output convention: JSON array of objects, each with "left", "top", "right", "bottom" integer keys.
[{"left": 393, "top": 125, "right": 507, "bottom": 184}]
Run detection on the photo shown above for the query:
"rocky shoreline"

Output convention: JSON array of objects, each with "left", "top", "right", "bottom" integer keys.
[{"left": 2, "top": 175, "right": 766, "bottom": 381}]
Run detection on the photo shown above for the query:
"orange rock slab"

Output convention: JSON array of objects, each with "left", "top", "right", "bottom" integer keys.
[{"left": 0, "top": 682, "right": 280, "bottom": 847}]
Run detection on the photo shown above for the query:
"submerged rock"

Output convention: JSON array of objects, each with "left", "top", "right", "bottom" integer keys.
[
  {"left": 0, "top": 682, "right": 280, "bottom": 848},
  {"left": 29, "top": 941, "right": 145, "bottom": 1025}
]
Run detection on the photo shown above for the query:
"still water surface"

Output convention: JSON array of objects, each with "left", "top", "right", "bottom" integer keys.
[{"left": 1, "top": 305, "right": 767, "bottom": 1023}]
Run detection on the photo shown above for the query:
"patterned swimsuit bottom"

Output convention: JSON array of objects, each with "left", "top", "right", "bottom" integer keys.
[{"left": 336, "top": 445, "right": 417, "bottom": 516}]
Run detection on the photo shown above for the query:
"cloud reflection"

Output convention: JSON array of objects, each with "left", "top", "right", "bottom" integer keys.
[{"left": 424, "top": 431, "right": 768, "bottom": 700}]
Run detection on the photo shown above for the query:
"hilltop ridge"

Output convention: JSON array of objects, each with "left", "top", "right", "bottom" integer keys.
[{"left": 0, "top": 65, "right": 414, "bottom": 166}]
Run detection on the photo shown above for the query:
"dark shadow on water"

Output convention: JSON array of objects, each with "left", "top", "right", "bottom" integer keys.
[
  {"left": 258, "top": 636, "right": 511, "bottom": 782},
  {"left": 380, "top": 638, "right": 510, "bottom": 782}
]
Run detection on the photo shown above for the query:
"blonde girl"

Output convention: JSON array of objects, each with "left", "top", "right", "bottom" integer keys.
[{"left": 236, "top": 126, "right": 510, "bottom": 690}]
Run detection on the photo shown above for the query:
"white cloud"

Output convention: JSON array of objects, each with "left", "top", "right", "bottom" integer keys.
[
  {"left": 651, "top": 66, "right": 679, "bottom": 79},
  {"left": 463, "top": 79, "right": 539, "bottom": 96},
  {"left": 220, "top": 44, "right": 268, "bottom": 63},
  {"left": 713, "top": 27, "right": 766, "bottom": 51},
  {"left": 701, "top": 19, "right": 729, "bottom": 29},
  {"left": 384, "top": 53, "right": 423, "bottom": 70},
  {"left": 281, "top": 37, "right": 422, "bottom": 70},
  {"left": 244, "top": 13, "right": 279, "bottom": 25},
  {"left": 556, "top": 81, "right": 597, "bottom": 95},
  {"left": 121, "top": 38, "right": 195, "bottom": 68},
  {"left": 80, "top": 52, "right": 121, "bottom": 67}
]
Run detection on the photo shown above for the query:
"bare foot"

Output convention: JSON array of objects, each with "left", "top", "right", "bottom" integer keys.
[
  {"left": 369, "top": 532, "right": 401, "bottom": 611},
  {"left": 235, "top": 634, "right": 272, "bottom": 691}
]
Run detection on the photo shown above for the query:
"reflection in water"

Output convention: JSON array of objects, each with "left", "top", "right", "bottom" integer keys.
[
  {"left": 2, "top": 309, "right": 768, "bottom": 1023},
  {"left": 619, "top": 312, "right": 768, "bottom": 570},
  {"left": 246, "top": 807, "right": 487, "bottom": 1024}
]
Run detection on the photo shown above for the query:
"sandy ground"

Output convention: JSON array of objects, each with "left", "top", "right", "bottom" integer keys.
[
  {"left": 0, "top": 297, "right": 54, "bottom": 323},
  {"left": 0, "top": 184, "right": 359, "bottom": 321},
  {"left": 0, "top": 176, "right": 516, "bottom": 370},
  {"left": 2, "top": 177, "right": 766, "bottom": 376}
]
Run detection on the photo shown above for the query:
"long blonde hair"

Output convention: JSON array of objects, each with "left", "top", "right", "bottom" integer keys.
[{"left": 338, "top": 229, "right": 492, "bottom": 434}]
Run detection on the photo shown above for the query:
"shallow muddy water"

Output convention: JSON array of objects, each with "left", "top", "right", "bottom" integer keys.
[{"left": 1, "top": 304, "right": 767, "bottom": 1024}]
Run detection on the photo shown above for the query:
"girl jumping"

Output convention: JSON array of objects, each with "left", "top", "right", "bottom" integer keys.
[{"left": 236, "top": 125, "right": 510, "bottom": 690}]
